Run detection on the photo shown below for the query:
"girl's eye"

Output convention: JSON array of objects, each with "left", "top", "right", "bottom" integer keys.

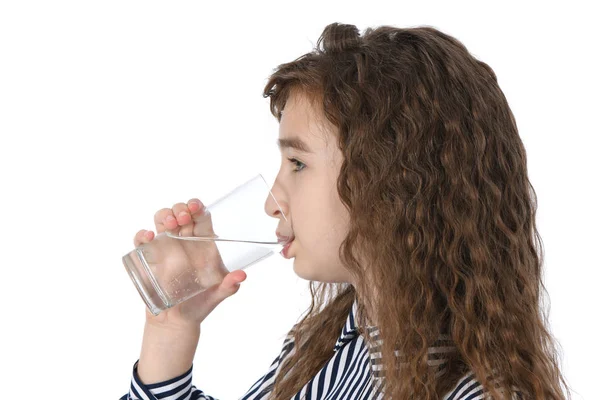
[{"left": 287, "top": 157, "right": 306, "bottom": 172}]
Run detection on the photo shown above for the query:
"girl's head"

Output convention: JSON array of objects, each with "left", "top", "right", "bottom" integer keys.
[
  {"left": 262, "top": 23, "right": 571, "bottom": 400},
  {"left": 265, "top": 87, "right": 355, "bottom": 285}
]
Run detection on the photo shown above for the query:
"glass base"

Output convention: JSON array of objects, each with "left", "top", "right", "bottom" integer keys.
[{"left": 122, "top": 249, "right": 169, "bottom": 315}]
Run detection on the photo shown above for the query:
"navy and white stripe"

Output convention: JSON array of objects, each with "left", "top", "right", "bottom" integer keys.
[{"left": 122, "top": 299, "right": 505, "bottom": 400}]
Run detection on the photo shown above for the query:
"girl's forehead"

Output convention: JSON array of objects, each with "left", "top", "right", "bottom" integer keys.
[{"left": 280, "top": 92, "right": 337, "bottom": 150}]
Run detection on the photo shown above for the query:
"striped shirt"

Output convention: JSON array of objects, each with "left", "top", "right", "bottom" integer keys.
[{"left": 122, "top": 299, "right": 495, "bottom": 400}]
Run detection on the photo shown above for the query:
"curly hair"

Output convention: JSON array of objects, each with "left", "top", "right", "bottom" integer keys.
[{"left": 261, "top": 23, "right": 572, "bottom": 399}]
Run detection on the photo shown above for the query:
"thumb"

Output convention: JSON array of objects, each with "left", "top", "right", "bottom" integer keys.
[
  {"left": 217, "top": 270, "right": 247, "bottom": 299},
  {"left": 184, "top": 270, "right": 248, "bottom": 321}
]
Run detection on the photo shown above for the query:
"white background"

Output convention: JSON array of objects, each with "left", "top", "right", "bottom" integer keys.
[{"left": 0, "top": 1, "right": 597, "bottom": 399}]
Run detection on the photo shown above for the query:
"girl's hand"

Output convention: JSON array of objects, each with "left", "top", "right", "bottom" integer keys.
[{"left": 133, "top": 198, "right": 247, "bottom": 330}]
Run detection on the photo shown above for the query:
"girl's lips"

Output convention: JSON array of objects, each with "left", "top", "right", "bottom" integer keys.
[
  {"left": 281, "top": 239, "right": 294, "bottom": 258},
  {"left": 276, "top": 232, "right": 293, "bottom": 243}
]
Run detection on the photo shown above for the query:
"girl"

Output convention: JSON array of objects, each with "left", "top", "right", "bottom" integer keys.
[{"left": 122, "top": 23, "right": 571, "bottom": 399}]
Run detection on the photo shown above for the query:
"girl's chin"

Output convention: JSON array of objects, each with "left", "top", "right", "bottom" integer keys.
[{"left": 293, "top": 260, "right": 322, "bottom": 282}]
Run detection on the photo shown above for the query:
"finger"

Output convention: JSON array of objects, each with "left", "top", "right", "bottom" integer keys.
[
  {"left": 172, "top": 202, "right": 191, "bottom": 225},
  {"left": 188, "top": 200, "right": 214, "bottom": 237},
  {"left": 133, "top": 229, "right": 154, "bottom": 247},
  {"left": 191, "top": 208, "right": 216, "bottom": 237},
  {"left": 172, "top": 202, "right": 194, "bottom": 237},
  {"left": 200, "top": 271, "right": 247, "bottom": 312},
  {"left": 219, "top": 270, "right": 247, "bottom": 297},
  {"left": 224, "top": 270, "right": 247, "bottom": 288},
  {"left": 188, "top": 198, "right": 205, "bottom": 215},
  {"left": 154, "top": 208, "right": 178, "bottom": 234}
]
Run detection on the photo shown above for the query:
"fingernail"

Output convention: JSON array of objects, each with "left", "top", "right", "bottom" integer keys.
[{"left": 166, "top": 215, "right": 175, "bottom": 222}]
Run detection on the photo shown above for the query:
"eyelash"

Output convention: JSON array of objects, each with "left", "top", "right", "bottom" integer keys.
[{"left": 287, "top": 157, "right": 306, "bottom": 173}]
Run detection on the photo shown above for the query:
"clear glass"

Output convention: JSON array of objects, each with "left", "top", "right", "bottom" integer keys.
[{"left": 122, "top": 174, "right": 287, "bottom": 315}]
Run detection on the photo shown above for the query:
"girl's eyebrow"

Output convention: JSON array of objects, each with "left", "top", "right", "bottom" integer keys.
[{"left": 276, "top": 137, "right": 312, "bottom": 153}]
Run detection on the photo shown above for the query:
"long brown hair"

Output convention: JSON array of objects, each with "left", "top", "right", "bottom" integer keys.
[{"left": 261, "top": 23, "right": 572, "bottom": 399}]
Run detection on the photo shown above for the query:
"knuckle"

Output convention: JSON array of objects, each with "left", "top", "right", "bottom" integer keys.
[
  {"left": 189, "top": 200, "right": 206, "bottom": 215},
  {"left": 133, "top": 229, "right": 147, "bottom": 242},
  {"left": 188, "top": 198, "right": 203, "bottom": 208},
  {"left": 154, "top": 208, "right": 172, "bottom": 221},
  {"left": 133, "top": 229, "right": 145, "bottom": 241},
  {"left": 172, "top": 202, "right": 187, "bottom": 212}
]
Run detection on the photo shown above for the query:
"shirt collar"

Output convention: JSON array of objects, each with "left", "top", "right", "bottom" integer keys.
[{"left": 333, "top": 298, "right": 360, "bottom": 352}]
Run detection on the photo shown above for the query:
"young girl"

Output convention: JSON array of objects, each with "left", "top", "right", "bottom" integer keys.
[{"left": 121, "top": 23, "right": 571, "bottom": 400}]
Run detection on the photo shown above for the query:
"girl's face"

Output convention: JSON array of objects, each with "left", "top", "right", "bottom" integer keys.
[{"left": 265, "top": 91, "right": 355, "bottom": 285}]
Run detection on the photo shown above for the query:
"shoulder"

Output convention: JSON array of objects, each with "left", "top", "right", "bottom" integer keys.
[
  {"left": 443, "top": 371, "right": 523, "bottom": 400},
  {"left": 284, "top": 323, "right": 299, "bottom": 343},
  {"left": 278, "top": 323, "right": 299, "bottom": 356},
  {"left": 443, "top": 371, "right": 486, "bottom": 400}
]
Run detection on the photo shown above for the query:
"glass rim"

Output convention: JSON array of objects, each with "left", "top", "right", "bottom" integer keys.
[{"left": 165, "top": 231, "right": 282, "bottom": 245}]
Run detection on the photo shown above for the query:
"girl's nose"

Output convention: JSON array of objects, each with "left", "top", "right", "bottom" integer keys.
[{"left": 264, "top": 185, "right": 289, "bottom": 221}]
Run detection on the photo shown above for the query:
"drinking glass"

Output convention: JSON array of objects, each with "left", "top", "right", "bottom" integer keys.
[{"left": 122, "top": 174, "right": 287, "bottom": 315}]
